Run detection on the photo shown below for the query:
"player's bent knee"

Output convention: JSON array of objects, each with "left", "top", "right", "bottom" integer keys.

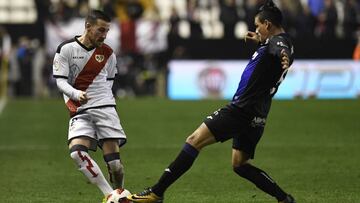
[
  {"left": 185, "top": 133, "right": 196, "bottom": 144},
  {"left": 232, "top": 158, "right": 248, "bottom": 168},
  {"left": 104, "top": 153, "right": 124, "bottom": 172},
  {"left": 185, "top": 127, "right": 206, "bottom": 145},
  {"left": 185, "top": 133, "right": 204, "bottom": 150},
  {"left": 69, "top": 144, "right": 89, "bottom": 162}
]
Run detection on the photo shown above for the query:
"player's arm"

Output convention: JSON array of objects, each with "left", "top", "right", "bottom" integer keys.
[
  {"left": 268, "top": 36, "right": 293, "bottom": 69},
  {"left": 280, "top": 49, "right": 290, "bottom": 69},
  {"left": 245, "top": 31, "right": 260, "bottom": 44},
  {"left": 53, "top": 50, "right": 88, "bottom": 104},
  {"left": 106, "top": 53, "right": 117, "bottom": 88},
  {"left": 55, "top": 78, "right": 88, "bottom": 104}
]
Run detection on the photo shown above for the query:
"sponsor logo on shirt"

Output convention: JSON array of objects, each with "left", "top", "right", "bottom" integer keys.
[
  {"left": 276, "top": 41, "right": 289, "bottom": 49},
  {"left": 72, "top": 56, "right": 84, "bottom": 59}
]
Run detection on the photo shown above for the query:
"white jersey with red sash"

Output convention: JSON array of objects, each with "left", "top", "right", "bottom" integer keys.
[{"left": 53, "top": 36, "right": 117, "bottom": 116}]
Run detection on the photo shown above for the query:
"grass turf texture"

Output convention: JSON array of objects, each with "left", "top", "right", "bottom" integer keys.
[{"left": 0, "top": 98, "right": 359, "bottom": 203}]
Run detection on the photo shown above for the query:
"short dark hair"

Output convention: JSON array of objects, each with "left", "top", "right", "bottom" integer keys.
[
  {"left": 256, "top": 0, "right": 283, "bottom": 27},
  {"left": 86, "top": 10, "right": 111, "bottom": 25}
]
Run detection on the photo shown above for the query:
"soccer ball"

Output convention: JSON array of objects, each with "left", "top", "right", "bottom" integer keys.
[{"left": 106, "top": 188, "right": 132, "bottom": 203}]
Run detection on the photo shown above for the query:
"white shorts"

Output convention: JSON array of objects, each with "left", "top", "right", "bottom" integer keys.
[{"left": 68, "top": 107, "right": 127, "bottom": 151}]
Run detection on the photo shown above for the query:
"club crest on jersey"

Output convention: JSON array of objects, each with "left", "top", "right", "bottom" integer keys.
[{"left": 95, "top": 54, "right": 104, "bottom": 63}]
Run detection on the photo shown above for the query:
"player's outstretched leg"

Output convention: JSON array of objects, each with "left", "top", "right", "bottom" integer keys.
[
  {"left": 128, "top": 124, "right": 216, "bottom": 203},
  {"left": 127, "top": 142, "right": 198, "bottom": 203},
  {"left": 69, "top": 145, "right": 113, "bottom": 195},
  {"left": 233, "top": 163, "right": 295, "bottom": 203}
]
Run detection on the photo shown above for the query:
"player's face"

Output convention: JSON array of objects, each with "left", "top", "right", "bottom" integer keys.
[
  {"left": 254, "top": 16, "right": 270, "bottom": 43},
  {"left": 88, "top": 19, "right": 110, "bottom": 47}
]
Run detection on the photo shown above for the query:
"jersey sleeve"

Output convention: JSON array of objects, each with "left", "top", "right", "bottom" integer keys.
[
  {"left": 56, "top": 78, "right": 81, "bottom": 101},
  {"left": 53, "top": 47, "right": 69, "bottom": 78},
  {"left": 107, "top": 53, "right": 118, "bottom": 79},
  {"left": 105, "top": 53, "right": 117, "bottom": 90},
  {"left": 268, "top": 36, "right": 294, "bottom": 66}
]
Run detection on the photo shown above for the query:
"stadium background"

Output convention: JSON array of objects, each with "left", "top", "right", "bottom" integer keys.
[{"left": 0, "top": 0, "right": 360, "bottom": 202}]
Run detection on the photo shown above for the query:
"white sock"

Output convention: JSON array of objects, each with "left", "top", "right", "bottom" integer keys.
[{"left": 70, "top": 150, "right": 113, "bottom": 195}]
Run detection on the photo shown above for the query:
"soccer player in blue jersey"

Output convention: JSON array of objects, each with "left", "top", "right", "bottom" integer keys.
[{"left": 128, "top": 1, "right": 295, "bottom": 202}]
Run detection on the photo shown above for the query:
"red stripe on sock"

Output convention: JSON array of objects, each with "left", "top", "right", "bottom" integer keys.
[{"left": 78, "top": 151, "right": 98, "bottom": 178}]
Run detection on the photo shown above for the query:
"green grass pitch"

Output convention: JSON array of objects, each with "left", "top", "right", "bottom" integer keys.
[{"left": 0, "top": 98, "right": 359, "bottom": 203}]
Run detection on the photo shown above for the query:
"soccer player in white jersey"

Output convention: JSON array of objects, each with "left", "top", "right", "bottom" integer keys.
[{"left": 53, "top": 10, "right": 126, "bottom": 202}]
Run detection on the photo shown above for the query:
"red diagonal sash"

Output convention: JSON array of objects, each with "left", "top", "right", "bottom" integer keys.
[{"left": 66, "top": 44, "right": 113, "bottom": 116}]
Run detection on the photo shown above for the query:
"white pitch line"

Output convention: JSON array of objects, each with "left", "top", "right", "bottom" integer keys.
[{"left": 0, "top": 98, "right": 6, "bottom": 115}]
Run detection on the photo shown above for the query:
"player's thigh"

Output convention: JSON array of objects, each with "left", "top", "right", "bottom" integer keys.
[
  {"left": 90, "top": 108, "right": 127, "bottom": 152},
  {"left": 232, "top": 125, "right": 264, "bottom": 159},
  {"left": 102, "top": 139, "right": 120, "bottom": 154},
  {"left": 68, "top": 114, "right": 96, "bottom": 149},
  {"left": 203, "top": 106, "right": 245, "bottom": 144},
  {"left": 68, "top": 137, "right": 92, "bottom": 149},
  {"left": 186, "top": 123, "right": 217, "bottom": 150},
  {"left": 91, "top": 107, "right": 126, "bottom": 140}
]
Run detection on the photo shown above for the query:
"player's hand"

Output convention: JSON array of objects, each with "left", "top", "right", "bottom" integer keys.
[
  {"left": 280, "top": 49, "right": 290, "bottom": 69},
  {"left": 78, "top": 91, "right": 89, "bottom": 104},
  {"left": 245, "top": 31, "right": 260, "bottom": 43}
]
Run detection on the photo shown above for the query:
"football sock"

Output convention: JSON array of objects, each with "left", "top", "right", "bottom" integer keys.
[
  {"left": 69, "top": 145, "right": 113, "bottom": 195},
  {"left": 104, "top": 152, "right": 124, "bottom": 188},
  {"left": 152, "top": 143, "right": 199, "bottom": 197},
  {"left": 234, "top": 164, "right": 287, "bottom": 201}
]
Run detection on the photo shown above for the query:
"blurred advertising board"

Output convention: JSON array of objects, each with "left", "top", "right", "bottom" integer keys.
[{"left": 167, "top": 60, "right": 360, "bottom": 100}]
